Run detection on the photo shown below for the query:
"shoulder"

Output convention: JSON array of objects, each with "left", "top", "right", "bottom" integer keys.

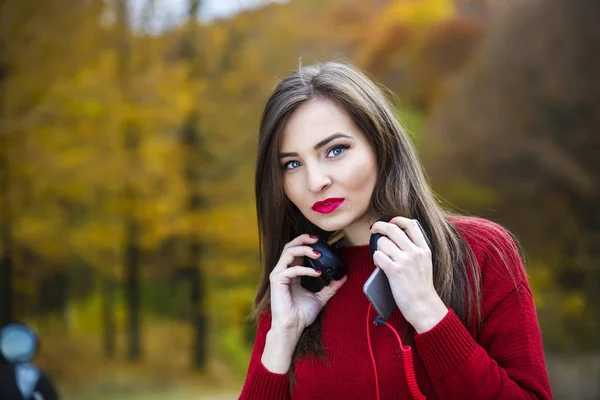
[
  {"left": 447, "top": 216, "right": 529, "bottom": 311},
  {"left": 447, "top": 216, "right": 515, "bottom": 247},
  {"left": 448, "top": 216, "right": 523, "bottom": 271}
]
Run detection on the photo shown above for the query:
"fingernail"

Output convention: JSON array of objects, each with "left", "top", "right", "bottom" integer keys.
[
  {"left": 313, "top": 249, "right": 321, "bottom": 256},
  {"left": 310, "top": 234, "right": 318, "bottom": 239},
  {"left": 316, "top": 270, "right": 322, "bottom": 274}
]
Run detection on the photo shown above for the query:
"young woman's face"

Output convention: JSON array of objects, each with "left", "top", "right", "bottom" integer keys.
[{"left": 279, "top": 99, "right": 378, "bottom": 235}]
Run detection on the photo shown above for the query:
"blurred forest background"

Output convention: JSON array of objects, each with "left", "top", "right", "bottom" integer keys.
[{"left": 1, "top": 0, "right": 598, "bottom": 399}]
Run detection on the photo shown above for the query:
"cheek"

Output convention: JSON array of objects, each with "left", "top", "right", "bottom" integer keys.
[
  {"left": 341, "top": 154, "right": 377, "bottom": 193},
  {"left": 283, "top": 176, "right": 303, "bottom": 207}
]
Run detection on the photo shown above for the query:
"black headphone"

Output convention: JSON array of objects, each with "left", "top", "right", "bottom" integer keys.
[
  {"left": 300, "top": 217, "right": 388, "bottom": 292},
  {"left": 301, "top": 218, "right": 432, "bottom": 292}
]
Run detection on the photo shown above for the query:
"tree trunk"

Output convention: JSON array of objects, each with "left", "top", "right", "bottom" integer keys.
[
  {"left": 60, "top": 271, "right": 70, "bottom": 333},
  {"left": 189, "top": 242, "right": 206, "bottom": 369},
  {"left": 102, "top": 275, "right": 117, "bottom": 358},
  {"left": 116, "top": 0, "right": 142, "bottom": 362},
  {"left": 0, "top": 214, "right": 13, "bottom": 326},
  {"left": 0, "top": 250, "right": 13, "bottom": 326},
  {"left": 0, "top": 60, "right": 14, "bottom": 326},
  {"left": 181, "top": 0, "right": 208, "bottom": 370},
  {"left": 182, "top": 111, "right": 208, "bottom": 369},
  {"left": 124, "top": 201, "right": 141, "bottom": 361}
]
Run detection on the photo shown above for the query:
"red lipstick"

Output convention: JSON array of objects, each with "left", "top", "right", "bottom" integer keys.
[{"left": 311, "top": 198, "right": 344, "bottom": 214}]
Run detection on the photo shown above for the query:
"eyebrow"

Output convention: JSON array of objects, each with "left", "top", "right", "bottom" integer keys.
[{"left": 278, "top": 133, "right": 352, "bottom": 159}]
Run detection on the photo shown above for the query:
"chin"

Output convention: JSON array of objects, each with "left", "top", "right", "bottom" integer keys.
[{"left": 309, "top": 213, "right": 352, "bottom": 233}]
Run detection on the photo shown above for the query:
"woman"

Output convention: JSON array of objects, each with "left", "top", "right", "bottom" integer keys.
[
  {"left": 239, "top": 61, "right": 552, "bottom": 399},
  {"left": 0, "top": 323, "right": 60, "bottom": 400}
]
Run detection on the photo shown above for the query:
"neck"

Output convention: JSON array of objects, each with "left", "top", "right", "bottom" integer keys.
[{"left": 341, "top": 215, "right": 376, "bottom": 247}]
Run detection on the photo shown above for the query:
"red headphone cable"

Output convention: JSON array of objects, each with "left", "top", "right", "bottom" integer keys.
[{"left": 366, "top": 303, "right": 426, "bottom": 400}]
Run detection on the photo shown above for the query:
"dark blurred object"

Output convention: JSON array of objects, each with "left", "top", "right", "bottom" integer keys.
[{"left": 0, "top": 322, "right": 59, "bottom": 400}]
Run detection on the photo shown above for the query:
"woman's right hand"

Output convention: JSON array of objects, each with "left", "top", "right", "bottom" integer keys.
[
  {"left": 261, "top": 234, "right": 347, "bottom": 373},
  {"left": 269, "top": 234, "right": 348, "bottom": 336}
]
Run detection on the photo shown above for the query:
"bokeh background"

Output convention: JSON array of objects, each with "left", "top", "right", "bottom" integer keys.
[{"left": 1, "top": 0, "right": 598, "bottom": 399}]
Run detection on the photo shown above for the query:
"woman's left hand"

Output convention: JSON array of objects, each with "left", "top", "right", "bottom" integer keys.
[{"left": 370, "top": 217, "right": 448, "bottom": 333}]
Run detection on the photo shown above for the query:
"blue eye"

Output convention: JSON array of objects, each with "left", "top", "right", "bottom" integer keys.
[
  {"left": 281, "top": 145, "right": 349, "bottom": 171},
  {"left": 283, "top": 160, "right": 301, "bottom": 170},
  {"left": 327, "top": 145, "right": 349, "bottom": 158}
]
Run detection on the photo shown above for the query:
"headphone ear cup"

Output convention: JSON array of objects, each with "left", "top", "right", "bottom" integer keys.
[
  {"left": 300, "top": 273, "right": 327, "bottom": 293},
  {"left": 369, "top": 218, "right": 433, "bottom": 258},
  {"left": 369, "top": 217, "right": 389, "bottom": 259},
  {"left": 369, "top": 232, "right": 385, "bottom": 260},
  {"left": 308, "top": 239, "right": 346, "bottom": 281}
]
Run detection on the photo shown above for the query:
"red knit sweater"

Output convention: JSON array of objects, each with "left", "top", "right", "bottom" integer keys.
[{"left": 239, "top": 217, "right": 552, "bottom": 399}]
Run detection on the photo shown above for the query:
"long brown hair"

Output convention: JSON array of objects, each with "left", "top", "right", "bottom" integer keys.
[{"left": 253, "top": 61, "right": 483, "bottom": 383}]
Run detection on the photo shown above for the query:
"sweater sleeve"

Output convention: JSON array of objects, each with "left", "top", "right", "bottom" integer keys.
[
  {"left": 238, "top": 312, "right": 290, "bottom": 400},
  {"left": 415, "top": 284, "right": 552, "bottom": 399},
  {"left": 413, "top": 221, "right": 552, "bottom": 399}
]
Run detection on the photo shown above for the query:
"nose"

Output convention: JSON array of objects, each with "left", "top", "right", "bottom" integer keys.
[{"left": 306, "top": 163, "right": 332, "bottom": 193}]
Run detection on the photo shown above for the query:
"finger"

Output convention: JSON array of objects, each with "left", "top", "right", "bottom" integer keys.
[
  {"left": 275, "top": 266, "right": 323, "bottom": 282},
  {"left": 373, "top": 250, "right": 398, "bottom": 276},
  {"left": 314, "top": 275, "right": 348, "bottom": 305},
  {"left": 376, "top": 236, "right": 406, "bottom": 263},
  {"left": 371, "top": 221, "right": 415, "bottom": 251},
  {"left": 272, "top": 245, "right": 320, "bottom": 273},
  {"left": 388, "top": 217, "right": 429, "bottom": 250},
  {"left": 283, "top": 234, "right": 319, "bottom": 251}
]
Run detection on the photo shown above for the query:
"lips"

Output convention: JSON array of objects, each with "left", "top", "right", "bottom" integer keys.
[{"left": 311, "top": 198, "right": 345, "bottom": 214}]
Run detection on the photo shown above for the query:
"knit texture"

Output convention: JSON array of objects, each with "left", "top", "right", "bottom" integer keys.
[{"left": 238, "top": 216, "right": 552, "bottom": 399}]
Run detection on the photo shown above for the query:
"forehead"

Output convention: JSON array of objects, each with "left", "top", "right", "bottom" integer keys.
[{"left": 279, "top": 99, "right": 361, "bottom": 150}]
